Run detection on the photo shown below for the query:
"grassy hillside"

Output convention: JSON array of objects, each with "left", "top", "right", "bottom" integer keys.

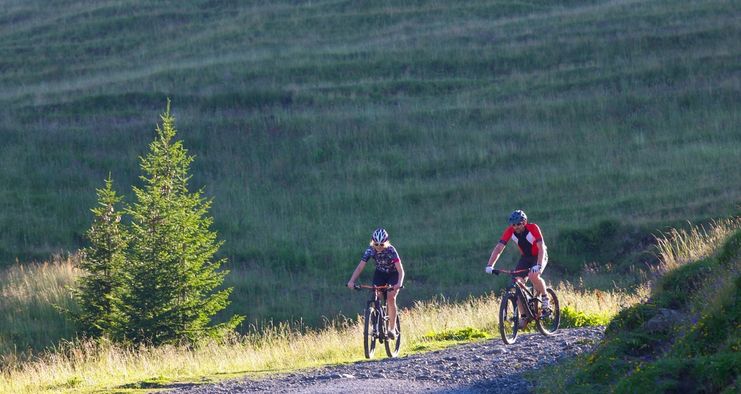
[
  {"left": 0, "top": 263, "right": 644, "bottom": 394},
  {"left": 0, "top": 0, "right": 739, "bottom": 338},
  {"left": 1, "top": 219, "right": 735, "bottom": 394},
  {"left": 1, "top": 0, "right": 738, "bottom": 263},
  {"left": 535, "top": 219, "right": 740, "bottom": 393}
]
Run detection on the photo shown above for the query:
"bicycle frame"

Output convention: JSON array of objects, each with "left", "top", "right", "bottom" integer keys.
[
  {"left": 354, "top": 284, "right": 395, "bottom": 299},
  {"left": 493, "top": 268, "right": 560, "bottom": 344},
  {"left": 496, "top": 269, "right": 541, "bottom": 320},
  {"left": 513, "top": 278, "right": 540, "bottom": 319},
  {"left": 353, "top": 284, "right": 401, "bottom": 358},
  {"left": 355, "top": 284, "right": 393, "bottom": 337}
]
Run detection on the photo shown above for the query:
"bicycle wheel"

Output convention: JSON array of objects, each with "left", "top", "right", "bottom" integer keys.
[
  {"left": 384, "top": 314, "right": 401, "bottom": 358},
  {"left": 535, "top": 288, "right": 561, "bottom": 336},
  {"left": 499, "top": 293, "right": 519, "bottom": 344},
  {"left": 363, "top": 305, "right": 378, "bottom": 358}
]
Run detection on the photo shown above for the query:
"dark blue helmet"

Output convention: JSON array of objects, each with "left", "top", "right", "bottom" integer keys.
[{"left": 508, "top": 210, "right": 527, "bottom": 225}]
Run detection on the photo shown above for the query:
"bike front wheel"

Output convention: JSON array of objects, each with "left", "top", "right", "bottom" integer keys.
[
  {"left": 384, "top": 314, "right": 401, "bottom": 358},
  {"left": 499, "top": 293, "right": 519, "bottom": 344},
  {"left": 535, "top": 288, "right": 561, "bottom": 336},
  {"left": 363, "top": 306, "right": 378, "bottom": 358}
]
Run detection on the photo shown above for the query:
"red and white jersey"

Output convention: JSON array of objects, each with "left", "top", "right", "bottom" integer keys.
[{"left": 498, "top": 223, "right": 543, "bottom": 257}]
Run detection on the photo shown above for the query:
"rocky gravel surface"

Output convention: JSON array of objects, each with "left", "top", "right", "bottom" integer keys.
[{"left": 171, "top": 326, "right": 604, "bottom": 394}]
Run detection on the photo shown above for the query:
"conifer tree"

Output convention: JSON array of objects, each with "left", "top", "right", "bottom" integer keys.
[
  {"left": 73, "top": 175, "right": 128, "bottom": 337},
  {"left": 118, "top": 101, "right": 243, "bottom": 344}
]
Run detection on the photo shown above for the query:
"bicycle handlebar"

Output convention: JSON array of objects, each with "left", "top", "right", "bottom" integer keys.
[
  {"left": 352, "top": 284, "right": 404, "bottom": 290},
  {"left": 492, "top": 268, "right": 530, "bottom": 276}
]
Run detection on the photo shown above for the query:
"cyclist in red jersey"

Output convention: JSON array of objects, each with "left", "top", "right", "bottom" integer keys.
[{"left": 485, "top": 210, "right": 550, "bottom": 326}]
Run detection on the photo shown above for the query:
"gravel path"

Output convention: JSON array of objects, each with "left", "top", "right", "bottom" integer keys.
[{"left": 171, "top": 327, "right": 604, "bottom": 393}]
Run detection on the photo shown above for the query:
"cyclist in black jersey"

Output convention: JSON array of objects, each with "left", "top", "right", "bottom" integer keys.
[{"left": 347, "top": 228, "right": 405, "bottom": 339}]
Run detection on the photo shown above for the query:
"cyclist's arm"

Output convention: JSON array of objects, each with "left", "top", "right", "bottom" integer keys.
[
  {"left": 347, "top": 260, "right": 367, "bottom": 288},
  {"left": 394, "top": 260, "right": 405, "bottom": 289},
  {"left": 536, "top": 239, "right": 547, "bottom": 270},
  {"left": 487, "top": 242, "right": 506, "bottom": 268}
]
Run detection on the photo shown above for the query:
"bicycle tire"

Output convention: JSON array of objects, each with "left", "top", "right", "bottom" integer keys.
[
  {"left": 363, "top": 305, "right": 377, "bottom": 358},
  {"left": 384, "top": 314, "right": 401, "bottom": 357},
  {"left": 535, "top": 288, "right": 561, "bottom": 336},
  {"left": 499, "top": 293, "right": 519, "bottom": 344}
]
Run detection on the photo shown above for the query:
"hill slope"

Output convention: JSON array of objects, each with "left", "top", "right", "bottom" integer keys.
[
  {"left": 537, "top": 222, "right": 740, "bottom": 393},
  {"left": 0, "top": 0, "right": 738, "bottom": 276}
]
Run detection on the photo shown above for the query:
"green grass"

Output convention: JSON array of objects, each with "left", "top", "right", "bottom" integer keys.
[
  {"left": 1, "top": 251, "right": 649, "bottom": 361},
  {"left": 0, "top": 0, "right": 738, "bottom": 267},
  {"left": 1, "top": 279, "right": 641, "bottom": 394},
  {"left": 5, "top": 218, "right": 731, "bottom": 393},
  {"left": 560, "top": 306, "right": 612, "bottom": 328},
  {"left": 532, "top": 219, "right": 741, "bottom": 393},
  {"left": 0, "top": 260, "right": 78, "bottom": 360},
  {"left": 0, "top": 0, "right": 739, "bottom": 374}
]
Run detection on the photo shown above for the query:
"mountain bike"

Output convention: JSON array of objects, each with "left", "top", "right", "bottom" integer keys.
[
  {"left": 493, "top": 269, "right": 560, "bottom": 344},
  {"left": 353, "top": 284, "right": 401, "bottom": 358}
]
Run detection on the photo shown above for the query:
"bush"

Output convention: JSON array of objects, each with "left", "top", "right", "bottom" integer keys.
[
  {"left": 422, "top": 327, "right": 489, "bottom": 341},
  {"left": 717, "top": 229, "right": 741, "bottom": 266},
  {"left": 671, "top": 274, "right": 740, "bottom": 358},
  {"left": 560, "top": 306, "right": 611, "bottom": 328},
  {"left": 615, "top": 353, "right": 741, "bottom": 394},
  {"left": 652, "top": 257, "right": 716, "bottom": 309},
  {"left": 551, "top": 219, "right": 642, "bottom": 274},
  {"left": 604, "top": 303, "right": 658, "bottom": 337}
]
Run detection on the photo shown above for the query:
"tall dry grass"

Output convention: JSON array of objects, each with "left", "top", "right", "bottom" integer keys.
[
  {"left": 1, "top": 282, "right": 644, "bottom": 393},
  {"left": 0, "top": 257, "right": 76, "bottom": 306},
  {"left": 0, "top": 257, "right": 78, "bottom": 359},
  {"left": 652, "top": 217, "right": 741, "bottom": 275}
]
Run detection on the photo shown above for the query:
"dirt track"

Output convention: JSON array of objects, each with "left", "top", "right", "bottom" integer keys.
[{"left": 170, "top": 326, "right": 604, "bottom": 393}]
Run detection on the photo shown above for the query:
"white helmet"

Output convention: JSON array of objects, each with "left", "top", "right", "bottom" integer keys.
[{"left": 371, "top": 228, "right": 389, "bottom": 243}]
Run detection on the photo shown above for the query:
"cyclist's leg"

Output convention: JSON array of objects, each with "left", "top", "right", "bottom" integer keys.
[
  {"left": 528, "top": 254, "right": 548, "bottom": 296},
  {"left": 386, "top": 271, "right": 400, "bottom": 333},
  {"left": 529, "top": 272, "right": 547, "bottom": 296}
]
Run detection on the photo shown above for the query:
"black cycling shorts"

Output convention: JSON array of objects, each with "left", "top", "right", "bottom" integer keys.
[
  {"left": 514, "top": 255, "right": 538, "bottom": 277},
  {"left": 373, "top": 270, "right": 399, "bottom": 286}
]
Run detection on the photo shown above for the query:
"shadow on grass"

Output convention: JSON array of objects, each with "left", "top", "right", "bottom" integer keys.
[{"left": 117, "top": 378, "right": 204, "bottom": 390}]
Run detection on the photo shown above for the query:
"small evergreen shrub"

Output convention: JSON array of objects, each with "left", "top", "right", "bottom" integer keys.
[{"left": 74, "top": 102, "right": 244, "bottom": 345}]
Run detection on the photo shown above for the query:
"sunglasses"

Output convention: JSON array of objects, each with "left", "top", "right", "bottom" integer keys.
[
  {"left": 512, "top": 222, "right": 525, "bottom": 227},
  {"left": 373, "top": 242, "right": 386, "bottom": 247}
]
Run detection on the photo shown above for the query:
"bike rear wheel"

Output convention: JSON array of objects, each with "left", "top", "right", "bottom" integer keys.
[
  {"left": 384, "top": 314, "right": 401, "bottom": 358},
  {"left": 363, "top": 305, "right": 378, "bottom": 358},
  {"left": 535, "top": 288, "right": 561, "bottom": 336},
  {"left": 499, "top": 293, "right": 519, "bottom": 344}
]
